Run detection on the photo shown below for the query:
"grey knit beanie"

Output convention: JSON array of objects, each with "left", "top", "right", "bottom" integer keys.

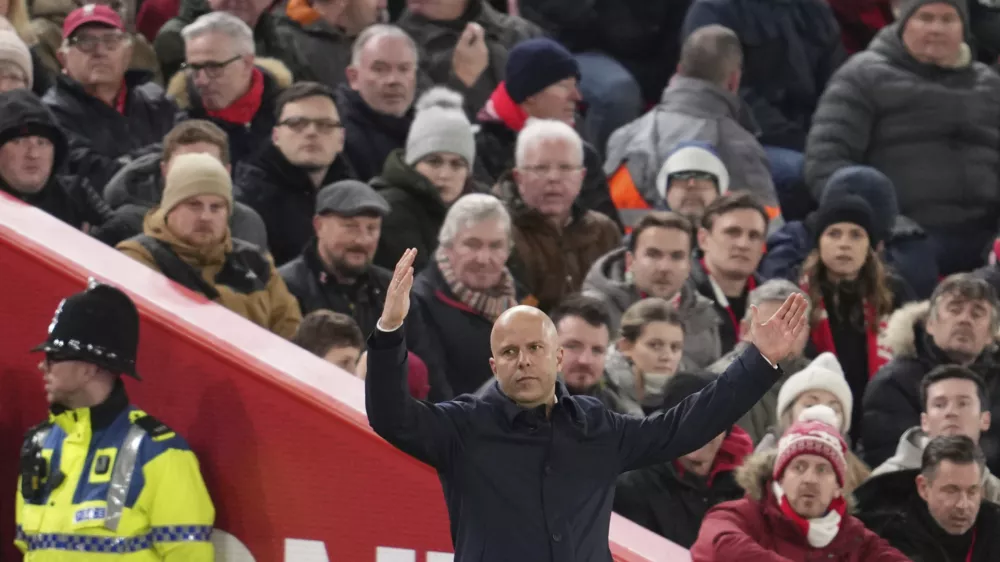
[
  {"left": 405, "top": 87, "right": 476, "bottom": 167},
  {"left": 896, "top": 0, "right": 968, "bottom": 36}
]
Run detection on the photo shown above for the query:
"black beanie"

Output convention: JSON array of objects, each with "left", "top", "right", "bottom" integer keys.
[
  {"left": 504, "top": 38, "right": 580, "bottom": 104},
  {"left": 812, "top": 194, "right": 879, "bottom": 247},
  {"left": 896, "top": 0, "right": 968, "bottom": 37}
]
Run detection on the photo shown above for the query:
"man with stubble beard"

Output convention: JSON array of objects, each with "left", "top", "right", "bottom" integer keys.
[
  {"left": 280, "top": 179, "right": 452, "bottom": 400},
  {"left": 118, "top": 152, "right": 302, "bottom": 339}
]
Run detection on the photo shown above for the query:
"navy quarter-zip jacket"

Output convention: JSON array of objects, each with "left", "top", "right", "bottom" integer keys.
[{"left": 365, "top": 324, "right": 780, "bottom": 561}]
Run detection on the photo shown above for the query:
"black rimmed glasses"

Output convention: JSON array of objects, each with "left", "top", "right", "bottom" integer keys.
[
  {"left": 277, "top": 116, "right": 344, "bottom": 134},
  {"left": 67, "top": 31, "right": 129, "bottom": 54},
  {"left": 181, "top": 55, "right": 243, "bottom": 79}
]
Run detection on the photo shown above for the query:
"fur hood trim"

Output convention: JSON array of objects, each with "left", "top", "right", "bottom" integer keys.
[{"left": 167, "top": 57, "right": 293, "bottom": 109}]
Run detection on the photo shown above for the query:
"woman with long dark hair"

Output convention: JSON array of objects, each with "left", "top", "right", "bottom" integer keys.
[{"left": 800, "top": 194, "right": 913, "bottom": 442}]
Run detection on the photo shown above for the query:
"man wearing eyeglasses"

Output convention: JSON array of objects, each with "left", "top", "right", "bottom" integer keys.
[
  {"left": 169, "top": 11, "right": 293, "bottom": 167},
  {"left": 496, "top": 119, "right": 621, "bottom": 313},
  {"left": 42, "top": 4, "right": 178, "bottom": 190},
  {"left": 234, "top": 81, "right": 357, "bottom": 266}
]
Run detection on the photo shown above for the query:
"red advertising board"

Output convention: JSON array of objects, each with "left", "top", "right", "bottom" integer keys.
[{"left": 0, "top": 193, "right": 691, "bottom": 562}]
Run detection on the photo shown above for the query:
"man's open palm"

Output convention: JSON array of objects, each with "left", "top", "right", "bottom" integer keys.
[
  {"left": 379, "top": 249, "right": 416, "bottom": 331},
  {"left": 748, "top": 293, "right": 808, "bottom": 365}
]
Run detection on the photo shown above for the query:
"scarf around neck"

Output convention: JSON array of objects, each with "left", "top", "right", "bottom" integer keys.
[
  {"left": 772, "top": 481, "right": 846, "bottom": 548},
  {"left": 435, "top": 248, "right": 517, "bottom": 322}
]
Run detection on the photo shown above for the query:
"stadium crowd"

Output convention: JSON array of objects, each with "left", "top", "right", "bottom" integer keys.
[{"left": 8, "top": 0, "right": 1000, "bottom": 557}]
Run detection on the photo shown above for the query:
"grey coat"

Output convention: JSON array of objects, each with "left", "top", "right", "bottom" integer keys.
[
  {"left": 582, "top": 247, "right": 722, "bottom": 369},
  {"left": 805, "top": 25, "right": 1000, "bottom": 230},
  {"left": 604, "top": 76, "right": 779, "bottom": 213}
]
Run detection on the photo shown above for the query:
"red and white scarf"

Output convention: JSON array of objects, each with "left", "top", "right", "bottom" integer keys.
[{"left": 772, "top": 481, "right": 846, "bottom": 548}]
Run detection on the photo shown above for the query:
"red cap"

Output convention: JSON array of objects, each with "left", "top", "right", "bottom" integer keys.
[{"left": 63, "top": 4, "right": 124, "bottom": 40}]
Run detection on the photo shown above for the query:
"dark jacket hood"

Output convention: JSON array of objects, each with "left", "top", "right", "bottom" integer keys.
[{"left": 0, "top": 89, "right": 69, "bottom": 172}]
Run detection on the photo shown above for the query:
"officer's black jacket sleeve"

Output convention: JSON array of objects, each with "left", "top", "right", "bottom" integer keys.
[
  {"left": 365, "top": 324, "right": 469, "bottom": 470},
  {"left": 613, "top": 344, "right": 779, "bottom": 473}
]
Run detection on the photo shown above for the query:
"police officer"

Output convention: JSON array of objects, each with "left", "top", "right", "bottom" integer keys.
[{"left": 16, "top": 282, "right": 215, "bottom": 560}]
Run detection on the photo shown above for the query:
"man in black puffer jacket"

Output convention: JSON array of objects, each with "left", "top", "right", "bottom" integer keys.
[
  {"left": 0, "top": 89, "right": 111, "bottom": 240},
  {"left": 805, "top": 0, "right": 1000, "bottom": 275},
  {"left": 43, "top": 5, "right": 177, "bottom": 190}
]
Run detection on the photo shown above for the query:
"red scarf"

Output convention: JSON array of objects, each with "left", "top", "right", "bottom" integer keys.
[
  {"left": 699, "top": 258, "right": 756, "bottom": 340},
  {"left": 779, "top": 491, "right": 847, "bottom": 546},
  {"left": 115, "top": 79, "right": 127, "bottom": 114},
  {"left": 803, "top": 281, "right": 892, "bottom": 378},
  {"left": 480, "top": 82, "right": 530, "bottom": 132},
  {"left": 206, "top": 68, "right": 265, "bottom": 125}
]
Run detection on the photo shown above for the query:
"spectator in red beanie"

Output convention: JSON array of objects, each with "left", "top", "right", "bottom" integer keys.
[{"left": 691, "top": 405, "right": 907, "bottom": 561}]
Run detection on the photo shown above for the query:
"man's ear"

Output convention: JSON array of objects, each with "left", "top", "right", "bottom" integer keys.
[
  {"left": 916, "top": 473, "right": 930, "bottom": 502},
  {"left": 345, "top": 65, "right": 360, "bottom": 89},
  {"left": 920, "top": 412, "right": 931, "bottom": 434},
  {"left": 697, "top": 227, "right": 710, "bottom": 252},
  {"left": 624, "top": 250, "right": 634, "bottom": 272},
  {"left": 489, "top": 357, "right": 497, "bottom": 377},
  {"left": 982, "top": 410, "right": 992, "bottom": 432}
]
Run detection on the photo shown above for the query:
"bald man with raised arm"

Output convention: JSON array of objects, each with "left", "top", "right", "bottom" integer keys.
[{"left": 366, "top": 248, "right": 808, "bottom": 562}]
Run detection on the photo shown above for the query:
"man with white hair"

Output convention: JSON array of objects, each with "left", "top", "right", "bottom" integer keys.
[
  {"left": 43, "top": 4, "right": 177, "bottom": 189},
  {"left": 411, "top": 193, "right": 530, "bottom": 396},
  {"left": 168, "top": 11, "right": 293, "bottom": 166},
  {"left": 497, "top": 119, "right": 621, "bottom": 312},
  {"left": 154, "top": 0, "right": 309, "bottom": 82},
  {"left": 335, "top": 24, "right": 418, "bottom": 180}
]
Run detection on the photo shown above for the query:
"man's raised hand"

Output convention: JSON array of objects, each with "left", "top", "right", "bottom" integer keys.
[
  {"left": 379, "top": 249, "right": 417, "bottom": 332},
  {"left": 748, "top": 292, "right": 808, "bottom": 365}
]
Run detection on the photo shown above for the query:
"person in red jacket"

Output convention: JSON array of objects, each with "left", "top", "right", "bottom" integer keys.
[{"left": 691, "top": 405, "right": 907, "bottom": 561}]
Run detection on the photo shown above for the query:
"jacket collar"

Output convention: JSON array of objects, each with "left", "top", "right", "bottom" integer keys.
[
  {"left": 303, "top": 237, "right": 374, "bottom": 289},
  {"left": 337, "top": 85, "right": 414, "bottom": 136},
  {"left": 481, "top": 378, "right": 581, "bottom": 427},
  {"left": 50, "top": 378, "right": 129, "bottom": 433}
]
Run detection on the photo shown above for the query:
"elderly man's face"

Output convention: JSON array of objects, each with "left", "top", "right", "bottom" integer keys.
[
  {"left": 490, "top": 307, "right": 562, "bottom": 408},
  {"left": 521, "top": 77, "right": 581, "bottom": 125},
  {"left": 443, "top": 217, "right": 510, "bottom": 291},
  {"left": 166, "top": 194, "right": 230, "bottom": 248},
  {"left": 347, "top": 34, "right": 417, "bottom": 117},
  {"left": 902, "top": 3, "right": 964, "bottom": 67},
  {"left": 514, "top": 138, "right": 584, "bottom": 223},
  {"left": 273, "top": 95, "right": 345, "bottom": 171},
  {"left": 926, "top": 294, "right": 994, "bottom": 365},
  {"left": 184, "top": 31, "right": 254, "bottom": 111},
  {"left": 313, "top": 213, "right": 382, "bottom": 279},
  {"left": 60, "top": 24, "right": 131, "bottom": 90},
  {"left": 556, "top": 315, "right": 608, "bottom": 392},
  {"left": 0, "top": 136, "right": 54, "bottom": 193},
  {"left": 918, "top": 460, "right": 983, "bottom": 535},
  {"left": 780, "top": 454, "right": 841, "bottom": 519}
]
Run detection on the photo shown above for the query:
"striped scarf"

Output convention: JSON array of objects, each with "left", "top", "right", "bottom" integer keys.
[{"left": 436, "top": 249, "right": 518, "bottom": 322}]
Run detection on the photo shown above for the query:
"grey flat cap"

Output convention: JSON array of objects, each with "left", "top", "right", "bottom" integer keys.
[{"left": 316, "top": 179, "right": 391, "bottom": 217}]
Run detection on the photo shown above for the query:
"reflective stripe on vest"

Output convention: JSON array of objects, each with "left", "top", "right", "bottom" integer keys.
[
  {"left": 608, "top": 165, "right": 652, "bottom": 231},
  {"left": 104, "top": 424, "right": 146, "bottom": 532},
  {"left": 17, "top": 525, "right": 213, "bottom": 553}
]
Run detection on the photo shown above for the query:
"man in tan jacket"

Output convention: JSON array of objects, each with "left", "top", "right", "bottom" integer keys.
[{"left": 117, "top": 151, "right": 302, "bottom": 338}]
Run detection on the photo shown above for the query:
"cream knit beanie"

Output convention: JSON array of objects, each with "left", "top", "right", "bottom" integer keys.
[
  {"left": 0, "top": 28, "right": 32, "bottom": 89},
  {"left": 160, "top": 153, "right": 233, "bottom": 216}
]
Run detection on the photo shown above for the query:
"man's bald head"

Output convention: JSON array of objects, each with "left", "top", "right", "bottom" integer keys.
[
  {"left": 489, "top": 305, "right": 561, "bottom": 409},
  {"left": 678, "top": 25, "right": 742, "bottom": 89},
  {"left": 491, "top": 305, "right": 557, "bottom": 348}
]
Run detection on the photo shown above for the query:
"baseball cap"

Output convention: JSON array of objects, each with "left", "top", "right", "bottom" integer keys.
[
  {"left": 316, "top": 180, "right": 390, "bottom": 217},
  {"left": 63, "top": 4, "right": 124, "bottom": 40}
]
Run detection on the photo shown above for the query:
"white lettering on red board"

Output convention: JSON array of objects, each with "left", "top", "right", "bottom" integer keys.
[{"left": 212, "top": 530, "right": 454, "bottom": 561}]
